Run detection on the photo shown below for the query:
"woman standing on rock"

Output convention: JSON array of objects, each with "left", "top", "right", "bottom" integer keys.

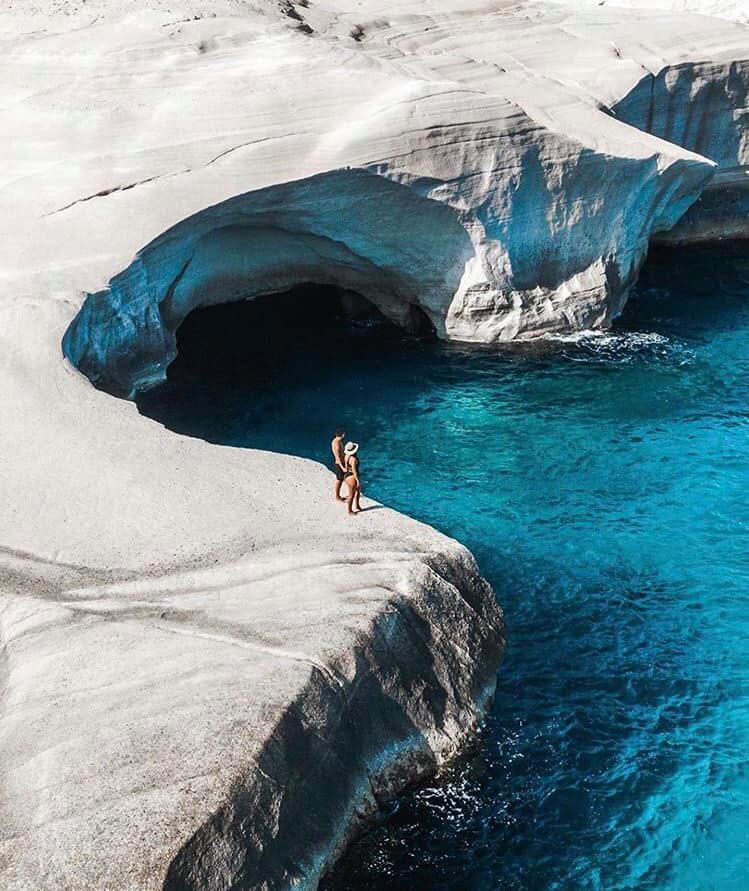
[{"left": 343, "top": 442, "right": 362, "bottom": 515}]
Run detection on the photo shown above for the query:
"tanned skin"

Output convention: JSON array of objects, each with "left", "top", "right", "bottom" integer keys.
[
  {"left": 331, "top": 430, "right": 346, "bottom": 501},
  {"left": 344, "top": 452, "right": 362, "bottom": 515}
]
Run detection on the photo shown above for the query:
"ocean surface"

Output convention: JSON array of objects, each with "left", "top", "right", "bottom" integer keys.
[{"left": 139, "top": 245, "right": 749, "bottom": 890}]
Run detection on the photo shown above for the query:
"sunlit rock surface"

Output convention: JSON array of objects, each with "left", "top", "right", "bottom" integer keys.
[
  {"left": 551, "top": 0, "right": 748, "bottom": 25},
  {"left": 0, "top": 1, "right": 747, "bottom": 889}
]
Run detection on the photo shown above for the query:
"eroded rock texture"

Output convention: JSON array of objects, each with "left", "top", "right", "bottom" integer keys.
[
  {"left": 0, "top": 2, "right": 747, "bottom": 890},
  {"left": 1, "top": 530, "right": 504, "bottom": 890},
  {"left": 53, "top": 1, "right": 749, "bottom": 396}
]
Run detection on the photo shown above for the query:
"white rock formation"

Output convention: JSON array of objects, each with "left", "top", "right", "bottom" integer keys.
[
  {"left": 551, "top": 0, "right": 748, "bottom": 26},
  {"left": 2, "top": 514, "right": 503, "bottom": 890},
  {"left": 0, "top": 1, "right": 747, "bottom": 889}
]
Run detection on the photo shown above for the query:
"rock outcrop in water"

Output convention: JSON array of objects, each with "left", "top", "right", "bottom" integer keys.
[
  {"left": 2, "top": 517, "right": 504, "bottom": 890},
  {"left": 0, "top": 1, "right": 747, "bottom": 889},
  {"left": 54, "top": 0, "right": 749, "bottom": 397}
]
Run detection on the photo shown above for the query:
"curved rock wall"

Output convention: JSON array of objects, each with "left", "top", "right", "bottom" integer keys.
[
  {"left": 58, "top": 2, "right": 749, "bottom": 391},
  {"left": 61, "top": 169, "right": 475, "bottom": 395},
  {"left": 1, "top": 3, "right": 748, "bottom": 891},
  {"left": 613, "top": 59, "right": 749, "bottom": 242},
  {"left": 63, "top": 129, "right": 714, "bottom": 396}
]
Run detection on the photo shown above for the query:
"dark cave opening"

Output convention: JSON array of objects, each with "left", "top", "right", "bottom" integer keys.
[
  {"left": 134, "top": 283, "right": 439, "bottom": 443},
  {"left": 161, "top": 283, "right": 435, "bottom": 389},
  {"left": 167, "top": 284, "right": 352, "bottom": 387}
]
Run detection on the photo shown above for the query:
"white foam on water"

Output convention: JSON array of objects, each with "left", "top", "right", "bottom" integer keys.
[
  {"left": 542, "top": 328, "right": 695, "bottom": 366},
  {"left": 542, "top": 329, "right": 669, "bottom": 347}
]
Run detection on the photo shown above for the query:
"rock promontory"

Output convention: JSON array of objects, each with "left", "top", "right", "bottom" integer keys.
[{"left": 0, "top": 1, "right": 747, "bottom": 888}]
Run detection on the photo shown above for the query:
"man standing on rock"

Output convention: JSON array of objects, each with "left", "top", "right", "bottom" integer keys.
[{"left": 331, "top": 428, "right": 347, "bottom": 501}]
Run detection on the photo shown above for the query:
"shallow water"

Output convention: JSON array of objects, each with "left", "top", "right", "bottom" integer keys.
[{"left": 139, "top": 245, "right": 749, "bottom": 890}]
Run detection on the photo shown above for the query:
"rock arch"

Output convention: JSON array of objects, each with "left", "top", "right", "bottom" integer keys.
[{"left": 63, "top": 168, "right": 474, "bottom": 397}]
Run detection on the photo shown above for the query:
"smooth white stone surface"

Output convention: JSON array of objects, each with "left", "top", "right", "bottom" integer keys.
[{"left": 0, "top": 1, "right": 746, "bottom": 888}]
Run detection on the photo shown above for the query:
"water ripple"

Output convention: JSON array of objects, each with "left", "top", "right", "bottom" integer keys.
[{"left": 139, "top": 245, "right": 749, "bottom": 891}]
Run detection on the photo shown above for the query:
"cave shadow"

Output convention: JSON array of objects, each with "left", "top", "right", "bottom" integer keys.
[
  {"left": 622, "top": 241, "right": 749, "bottom": 329},
  {"left": 136, "top": 243, "right": 749, "bottom": 470},
  {"left": 136, "top": 283, "right": 438, "bottom": 470}
]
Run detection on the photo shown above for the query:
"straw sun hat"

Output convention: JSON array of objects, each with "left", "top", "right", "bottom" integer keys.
[{"left": 344, "top": 442, "right": 359, "bottom": 456}]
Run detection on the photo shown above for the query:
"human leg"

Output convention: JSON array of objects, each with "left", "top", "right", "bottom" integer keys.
[{"left": 347, "top": 480, "right": 358, "bottom": 515}]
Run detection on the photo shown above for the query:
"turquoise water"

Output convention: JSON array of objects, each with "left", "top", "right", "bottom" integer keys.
[{"left": 139, "top": 245, "right": 749, "bottom": 890}]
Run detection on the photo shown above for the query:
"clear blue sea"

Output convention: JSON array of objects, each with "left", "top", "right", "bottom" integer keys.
[{"left": 139, "top": 245, "right": 749, "bottom": 891}]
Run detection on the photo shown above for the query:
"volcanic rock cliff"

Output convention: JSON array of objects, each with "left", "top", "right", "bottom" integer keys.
[{"left": 0, "top": 1, "right": 747, "bottom": 889}]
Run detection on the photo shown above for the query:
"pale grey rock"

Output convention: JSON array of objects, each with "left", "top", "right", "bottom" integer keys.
[
  {"left": 550, "top": 0, "right": 748, "bottom": 25},
  {"left": 612, "top": 56, "right": 749, "bottom": 244},
  {"left": 1, "top": 528, "right": 504, "bottom": 891},
  {"left": 0, "top": 2, "right": 747, "bottom": 890}
]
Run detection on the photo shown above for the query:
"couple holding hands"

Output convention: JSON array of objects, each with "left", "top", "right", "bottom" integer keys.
[{"left": 331, "top": 429, "right": 362, "bottom": 515}]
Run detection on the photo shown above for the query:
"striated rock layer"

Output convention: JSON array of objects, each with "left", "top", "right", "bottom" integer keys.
[
  {"left": 49, "top": 0, "right": 749, "bottom": 395},
  {"left": 0, "top": 1, "right": 747, "bottom": 889},
  {"left": 1, "top": 514, "right": 504, "bottom": 890}
]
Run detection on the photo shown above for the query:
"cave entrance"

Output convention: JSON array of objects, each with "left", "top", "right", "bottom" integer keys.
[
  {"left": 136, "top": 283, "right": 435, "bottom": 447},
  {"left": 162, "top": 284, "right": 433, "bottom": 386}
]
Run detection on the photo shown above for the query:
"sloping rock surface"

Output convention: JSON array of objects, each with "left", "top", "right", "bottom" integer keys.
[
  {"left": 2, "top": 520, "right": 504, "bottom": 890},
  {"left": 0, "top": 1, "right": 747, "bottom": 889}
]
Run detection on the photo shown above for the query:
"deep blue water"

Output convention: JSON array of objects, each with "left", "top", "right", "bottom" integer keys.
[{"left": 139, "top": 245, "right": 749, "bottom": 890}]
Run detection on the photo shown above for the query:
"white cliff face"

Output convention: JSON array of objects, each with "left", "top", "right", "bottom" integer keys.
[
  {"left": 2, "top": 524, "right": 504, "bottom": 891},
  {"left": 49, "top": 0, "right": 748, "bottom": 395},
  {"left": 551, "top": 0, "right": 748, "bottom": 25},
  {"left": 0, "top": 2, "right": 747, "bottom": 889},
  {"left": 615, "top": 62, "right": 749, "bottom": 243}
]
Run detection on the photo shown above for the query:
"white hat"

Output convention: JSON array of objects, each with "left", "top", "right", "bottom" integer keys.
[{"left": 344, "top": 442, "right": 359, "bottom": 455}]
